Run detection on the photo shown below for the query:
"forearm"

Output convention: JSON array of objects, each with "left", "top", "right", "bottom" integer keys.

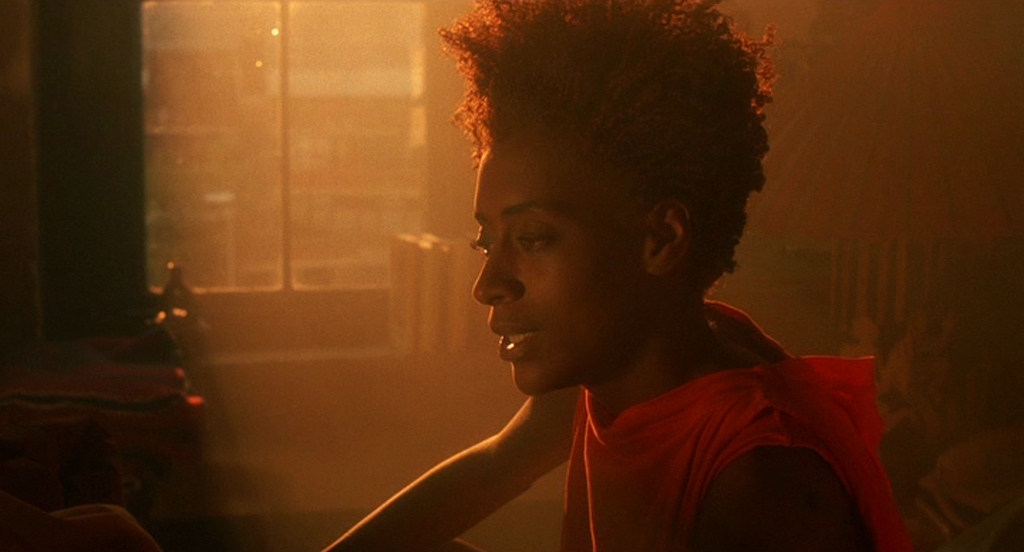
[
  {"left": 322, "top": 438, "right": 532, "bottom": 552},
  {"left": 324, "top": 388, "right": 579, "bottom": 552}
]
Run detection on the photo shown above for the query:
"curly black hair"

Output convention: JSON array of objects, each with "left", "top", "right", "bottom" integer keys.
[{"left": 440, "top": 0, "right": 774, "bottom": 292}]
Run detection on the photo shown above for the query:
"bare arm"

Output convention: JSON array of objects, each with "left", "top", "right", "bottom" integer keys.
[
  {"left": 322, "top": 386, "right": 579, "bottom": 552},
  {"left": 688, "top": 446, "right": 871, "bottom": 552}
]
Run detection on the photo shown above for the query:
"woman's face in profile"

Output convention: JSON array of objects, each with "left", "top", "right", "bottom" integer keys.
[{"left": 471, "top": 129, "right": 656, "bottom": 396}]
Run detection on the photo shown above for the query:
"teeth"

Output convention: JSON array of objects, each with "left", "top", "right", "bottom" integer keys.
[{"left": 503, "top": 332, "right": 533, "bottom": 351}]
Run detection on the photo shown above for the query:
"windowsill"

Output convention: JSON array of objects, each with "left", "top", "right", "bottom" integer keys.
[
  {"left": 191, "top": 287, "right": 393, "bottom": 357},
  {"left": 205, "top": 344, "right": 399, "bottom": 367}
]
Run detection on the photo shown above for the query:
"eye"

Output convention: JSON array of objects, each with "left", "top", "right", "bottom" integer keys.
[{"left": 515, "top": 231, "right": 555, "bottom": 252}]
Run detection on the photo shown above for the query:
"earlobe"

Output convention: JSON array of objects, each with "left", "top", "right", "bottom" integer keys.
[{"left": 643, "top": 200, "right": 690, "bottom": 275}]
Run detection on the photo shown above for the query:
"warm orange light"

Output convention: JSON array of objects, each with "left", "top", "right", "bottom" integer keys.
[
  {"left": 270, "top": 27, "right": 280, "bottom": 36},
  {"left": 154, "top": 307, "right": 189, "bottom": 322}
]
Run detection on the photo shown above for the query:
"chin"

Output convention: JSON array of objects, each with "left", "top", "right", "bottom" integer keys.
[{"left": 511, "top": 361, "right": 574, "bottom": 396}]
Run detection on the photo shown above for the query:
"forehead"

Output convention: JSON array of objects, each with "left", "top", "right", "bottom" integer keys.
[{"left": 473, "top": 131, "right": 636, "bottom": 224}]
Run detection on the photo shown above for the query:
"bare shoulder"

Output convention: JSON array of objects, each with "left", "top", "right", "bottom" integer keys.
[{"left": 688, "top": 446, "right": 871, "bottom": 552}]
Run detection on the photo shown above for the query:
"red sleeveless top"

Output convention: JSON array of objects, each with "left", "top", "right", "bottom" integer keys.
[{"left": 560, "top": 303, "right": 912, "bottom": 551}]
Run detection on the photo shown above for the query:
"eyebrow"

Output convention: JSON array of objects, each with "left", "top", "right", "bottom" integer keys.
[{"left": 474, "top": 200, "right": 571, "bottom": 225}]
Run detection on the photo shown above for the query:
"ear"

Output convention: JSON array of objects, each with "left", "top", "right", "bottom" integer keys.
[{"left": 643, "top": 199, "right": 691, "bottom": 276}]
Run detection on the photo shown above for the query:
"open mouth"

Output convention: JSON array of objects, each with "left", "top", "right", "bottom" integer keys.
[
  {"left": 499, "top": 331, "right": 537, "bottom": 360},
  {"left": 505, "top": 332, "right": 533, "bottom": 348}
]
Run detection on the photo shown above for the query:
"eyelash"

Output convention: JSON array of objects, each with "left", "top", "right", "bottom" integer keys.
[
  {"left": 515, "top": 233, "right": 552, "bottom": 251},
  {"left": 470, "top": 236, "right": 492, "bottom": 256},
  {"left": 471, "top": 231, "right": 553, "bottom": 257}
]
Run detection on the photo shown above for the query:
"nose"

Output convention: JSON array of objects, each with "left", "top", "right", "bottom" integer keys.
[{"left": 472, "top": 249, "right": 525, "bottom": 306}]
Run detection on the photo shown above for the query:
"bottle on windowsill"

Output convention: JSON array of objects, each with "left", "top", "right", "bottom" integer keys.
[
  {"left": 160, "top": 262, "right": 194, "bottom": 320},
  {"left": 156, "top": 262, "right": 207, "bottom": 378}
]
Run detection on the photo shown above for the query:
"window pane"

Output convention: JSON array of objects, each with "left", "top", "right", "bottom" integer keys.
[
  {"left": 287, "top": 2, "right": 426, "bottom": 289},
  {"left": 143, "top": 1, "right": 284, "bottom": 291}
]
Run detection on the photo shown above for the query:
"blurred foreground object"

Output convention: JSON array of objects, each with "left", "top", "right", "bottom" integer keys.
[{"left": 0, "top": 490, "right": 162, "bottom": 552}]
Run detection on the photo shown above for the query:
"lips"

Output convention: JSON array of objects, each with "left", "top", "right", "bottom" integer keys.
[
  {"left": 505, "top": 333, "right": 532, "bottom": 345},
  {"left": 498, "top": 331, "right": 536, "bottom": 361}
]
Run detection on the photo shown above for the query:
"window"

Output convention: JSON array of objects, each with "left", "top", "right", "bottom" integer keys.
[{"left": 142, "top": 1, "right": 427, "bottom": 291}]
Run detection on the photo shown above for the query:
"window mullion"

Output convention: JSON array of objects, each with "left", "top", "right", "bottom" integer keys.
[{"left": 279, "top": 0, "right": 293, "bottom": 290}]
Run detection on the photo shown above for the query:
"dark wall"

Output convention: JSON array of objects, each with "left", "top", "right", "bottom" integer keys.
[
  {"left": 0, "top": 0, "right": 41, "bottom": 350},
  {"left": 36, "top": 0, "right": 147, "bottom": 340}
]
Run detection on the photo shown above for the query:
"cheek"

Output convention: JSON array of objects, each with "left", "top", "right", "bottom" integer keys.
[
  {"left": 542, "top": 261, "right": 644, "bottom": 339},
  {"left": 529, "top": 258, "right": 605, "bottom": 311},
  {"left": 523, "top": 228, "right": 647, "bottom": 322}
]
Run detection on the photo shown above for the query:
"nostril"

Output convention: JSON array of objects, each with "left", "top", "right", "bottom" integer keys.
[
  {"left": 471, "top": 271, "right": 497, "bottom": 306},
  {"left": 474, "top": 280, "right": 521, "bottom": 307},
  {"left": 506, "top": 280, "right": 526, "bottom": 301}
]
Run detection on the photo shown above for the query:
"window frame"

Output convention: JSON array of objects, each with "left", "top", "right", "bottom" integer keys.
[{"left": 137, "top": 0, "right": 478, "bottom": 357}]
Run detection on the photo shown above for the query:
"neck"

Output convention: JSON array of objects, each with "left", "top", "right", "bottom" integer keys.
[{"left": 585, "top": 295, "right": 736, "bottom": 419}]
